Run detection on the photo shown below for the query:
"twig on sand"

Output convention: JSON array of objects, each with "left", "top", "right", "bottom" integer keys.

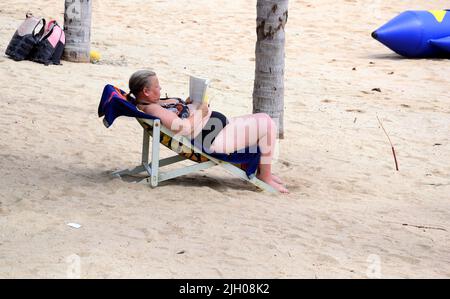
[
  {"left": 401, "top": 223, "right": 447, "bottom": 232},
  {"left": 387, "top": 221, "right": 447, "bottom": 232},
  {"left": 377, "top": 115, "right": 399, "bottom": 171}
]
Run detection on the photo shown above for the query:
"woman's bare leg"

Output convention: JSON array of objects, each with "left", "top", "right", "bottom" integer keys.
[{"left": 210, "top": 113, "right": 288, "bottom": 193}]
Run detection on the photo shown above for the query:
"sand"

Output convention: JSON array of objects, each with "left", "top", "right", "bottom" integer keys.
[{"left": 0, "top": 0, "right": 449, "bottom": 278}]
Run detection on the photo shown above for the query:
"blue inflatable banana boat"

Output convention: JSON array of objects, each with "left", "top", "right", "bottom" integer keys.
[{"left": 372, "top": 10, "right": 450, "bottom": 58}]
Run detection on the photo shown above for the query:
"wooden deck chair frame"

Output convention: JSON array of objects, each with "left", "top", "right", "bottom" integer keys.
[{"left": 112, "top": 118, "right": 278, "bottom": 194}]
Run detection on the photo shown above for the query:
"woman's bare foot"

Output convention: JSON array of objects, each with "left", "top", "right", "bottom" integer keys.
[
  {"left": 271, "top": 174, "right": 284, "bottom": 185},
  {"left": 269, "top": 180, "right": 290, "bottom": 194},
  {"left": 258, "top": 175, "right": 290, "bottom": 194}
]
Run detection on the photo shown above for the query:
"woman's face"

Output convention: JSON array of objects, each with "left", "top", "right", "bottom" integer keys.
[{"left": 143, "top": 76, "right": 161, "bottom": 103}]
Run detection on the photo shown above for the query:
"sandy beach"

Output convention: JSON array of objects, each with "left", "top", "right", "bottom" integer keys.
[{"left": 1, "top": 0, "right": 449, "bottom": 278}]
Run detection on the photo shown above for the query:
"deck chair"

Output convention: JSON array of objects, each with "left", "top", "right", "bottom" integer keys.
[{"left": 98, "top": 84, "right": 278, "bottom": 193}]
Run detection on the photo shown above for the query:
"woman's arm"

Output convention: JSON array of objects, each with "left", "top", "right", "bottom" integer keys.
[
  {"left": 144, "top": 103, "right": 209, "bottom": 136},
  {"left": 159, "top": 98, "right": 180, "bottom": 105}
]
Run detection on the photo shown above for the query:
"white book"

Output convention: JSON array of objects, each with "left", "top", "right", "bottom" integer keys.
[{"left": 189, "top": 75, "right": 210, "bottom": 105}]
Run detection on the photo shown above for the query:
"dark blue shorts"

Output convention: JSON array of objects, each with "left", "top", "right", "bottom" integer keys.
[{"left": 192, "top": 111, "right": 229, "bottom": 152}]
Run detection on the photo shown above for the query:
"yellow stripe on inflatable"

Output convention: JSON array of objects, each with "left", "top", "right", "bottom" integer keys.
[{"left": 429, "top": 10, "right": 447, "bottom": 23}]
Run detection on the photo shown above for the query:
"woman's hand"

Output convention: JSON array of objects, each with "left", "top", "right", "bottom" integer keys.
[{"left": 199, "top": 102, "right": 209, "bottom": 118}]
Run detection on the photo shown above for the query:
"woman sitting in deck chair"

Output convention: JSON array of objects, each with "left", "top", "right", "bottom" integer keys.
[{"left": 127, "top": 70, "right": 289, "bottom": 194}]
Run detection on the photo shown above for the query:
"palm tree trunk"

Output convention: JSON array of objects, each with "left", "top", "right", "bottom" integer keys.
[
  {"left": 63, "top": 0, "right": 92, "bottom": 62},
  {"left": 253, "top": 0, "right": 288, "bottom": 139}
]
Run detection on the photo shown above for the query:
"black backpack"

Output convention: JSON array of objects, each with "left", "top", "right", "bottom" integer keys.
[
  {"left": 5, "top": 13, "right": 45, "bottom": 61},
  {"left": 33, "top": 20, "right": 66, "bottom": 65}
]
